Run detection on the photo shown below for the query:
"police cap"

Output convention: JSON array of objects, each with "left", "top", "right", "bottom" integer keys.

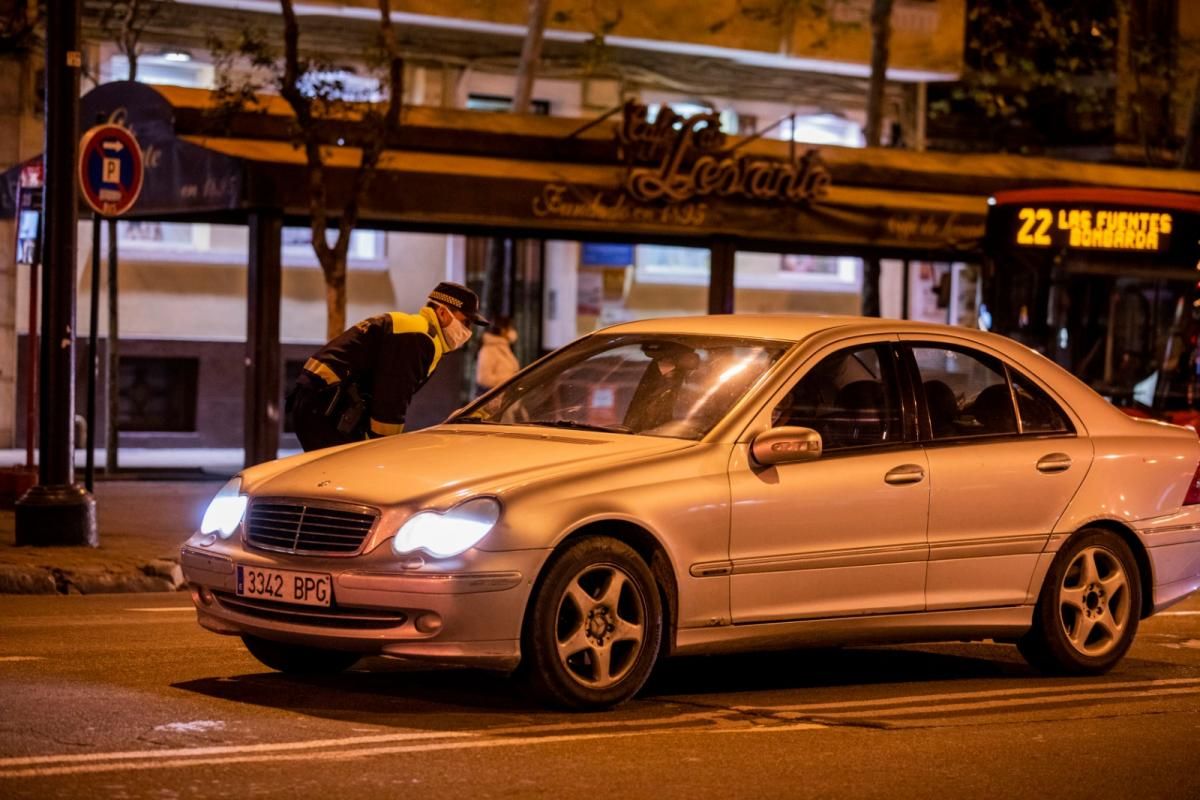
[{"left": 428, "top": 281, "right": 489, "bottom": 327}]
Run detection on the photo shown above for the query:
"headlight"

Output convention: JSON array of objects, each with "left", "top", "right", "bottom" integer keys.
[
  {"left": 200, "top": 477, "right": 248, "bottom": 538},
  {"left": 392, "top": 497, "right": 501, "bottom": 558}
]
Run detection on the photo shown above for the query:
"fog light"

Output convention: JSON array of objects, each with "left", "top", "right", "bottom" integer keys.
[
  {"left": 414, "top": 612, "right": 443, "bottom": 634},
  {"left": 196, "top": 585, "right": 215, "bottom": 606}
]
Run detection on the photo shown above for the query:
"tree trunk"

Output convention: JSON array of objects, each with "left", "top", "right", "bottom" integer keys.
[
  {"left": 865, "top": 0, "right": 895, "bottom": 148},
  {"left": 322, "top": 255, "right": 348, "bottom": 340},
  {"left": 513, "top": 0, "right": 551, "bottom": 113},
  {"left": 862, "top": 0, "right": 894, "bottom": 317}
]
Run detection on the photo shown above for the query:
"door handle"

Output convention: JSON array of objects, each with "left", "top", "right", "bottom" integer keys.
[
  {"left": 1037, "top": 453, "right": 1073, "bottom": 474},
  {"left": 884, "top": 464, "right": 926, "bottom": 485}
]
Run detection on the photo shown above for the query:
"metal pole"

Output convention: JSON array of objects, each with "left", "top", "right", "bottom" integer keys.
[
  {"left": 244, "top": 211, "right": 282, "bottom": 468},
  {"left": 24, "top": 231, "right": 39, "bottom": 470},
  {"left": 15, "top": 0, "right": 97, "bottom": 546},
  {"left": 105, "top": 217, "right": 119, "bottom": 474},
  {"left": 707, "top": 239, "right": 736, "bottom": 315},
  {"left": 85, "top": 215, "right": 100, "bottom": 491}
]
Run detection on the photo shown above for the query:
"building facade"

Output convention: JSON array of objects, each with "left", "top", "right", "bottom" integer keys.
[{"left": 3, "top": 0, "right": 988, "bottom": 454}]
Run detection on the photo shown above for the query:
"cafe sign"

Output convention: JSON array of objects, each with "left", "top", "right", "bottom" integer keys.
[{"left": 617, "top": 102, "right": 831, "bottom": 206}]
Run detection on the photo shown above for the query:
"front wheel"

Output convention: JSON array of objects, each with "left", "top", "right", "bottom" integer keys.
[
  {"left": 241, "top": 635, "right": 361, "bottom": 674},
  {"left": 521, "top": 536, "right": 663, "bottom": 710},
  {"left": 1018, "top": 529, "right": 1141, "bottom": 674}
]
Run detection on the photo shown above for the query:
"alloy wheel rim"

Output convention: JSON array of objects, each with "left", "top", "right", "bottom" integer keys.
[
  {"left": 554, "top": 563, "right": 647, "bottom": 689},
  {"left": 1058, "top": 545, "right": 1131, "bottom": 657}
]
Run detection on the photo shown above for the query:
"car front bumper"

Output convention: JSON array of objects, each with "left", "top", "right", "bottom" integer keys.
[{"left": 180, "top": 536, "right": 550, "bottom": 671}]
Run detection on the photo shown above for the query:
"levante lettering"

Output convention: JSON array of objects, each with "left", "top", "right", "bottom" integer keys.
[{"left": 617, "top": 102, "right": 831, "bottom": 205}]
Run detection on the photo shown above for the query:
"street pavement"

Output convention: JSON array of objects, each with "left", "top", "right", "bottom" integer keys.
[
  {"left": 0, "top": 479, "right": 222, "bottom": 595},
  {"left": 1, "top": 591, "right": 1198, "bottom": 798},
  {"left": 0, "top": 447, "right": 311, "bottom": 595}
]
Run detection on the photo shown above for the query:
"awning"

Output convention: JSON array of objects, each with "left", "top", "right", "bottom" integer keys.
[{"left": 5, "top": 81, "right": 1198, "bottom": 259}]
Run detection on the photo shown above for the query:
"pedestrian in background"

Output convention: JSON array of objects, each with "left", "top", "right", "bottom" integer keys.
[
  {"left": 475, "top": 315, "right": 520, "bottom": 395},
  {"left": 287, "top": 281, "right": 488, "bottom": 451}
]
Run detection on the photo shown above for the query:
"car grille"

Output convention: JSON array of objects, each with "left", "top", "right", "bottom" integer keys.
[
  {"left": 214, "top": 592, "right": 407, "bottom": 630},
  {"left": 244, "top": 500, "right": 378, "bottom": 556}
]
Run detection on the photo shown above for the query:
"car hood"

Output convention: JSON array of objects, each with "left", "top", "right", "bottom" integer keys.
[{"left": 243, "top": 424, "right": 695, "bottom": 508}]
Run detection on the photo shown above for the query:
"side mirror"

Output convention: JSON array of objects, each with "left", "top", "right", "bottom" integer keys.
[{"left": 751, "top": 426, "right": 823, "bottom": 467}]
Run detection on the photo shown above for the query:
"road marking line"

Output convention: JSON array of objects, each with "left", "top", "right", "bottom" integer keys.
[
  {"left": 1159, "top": 611, "right": 1200, "bottom": 616},
  {"left": 0, "top": 730, "right": 478, "bottom": 769},
  {"left": 735, "top": 676, "right": 1200, "bottom": 713},
  {"left": 0, "top": 721, "right": 826, "bottom": 780},
  {"left": 126, "top": 607, "right": 194, "bottom": 613},
  {"left": 0, "top": 657, "right": 43, "bottom": 662},
  {"left": 0, "top": 709, "right": 734, "bottom": 770},
  {"left": 775, "top": 686, "right": 1200, "bottom": 720}
]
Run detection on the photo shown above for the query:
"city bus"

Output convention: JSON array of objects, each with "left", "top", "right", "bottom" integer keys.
[{"left": 983, "top": 187, "right": 1200, "bottom": 426}]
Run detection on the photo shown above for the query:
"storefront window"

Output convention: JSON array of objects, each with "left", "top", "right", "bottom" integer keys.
[
  {"left": 635, "top": 245, "right": 711, "bottom": 284},
  {"left": 281, "top": 227, "right": 387, "bottom": 268},
  {"left": 881, "top": 260, "right": 981, "bottom": 327},
  {"left": 734, "top": 251, "right": 862, "bottom": 315}
]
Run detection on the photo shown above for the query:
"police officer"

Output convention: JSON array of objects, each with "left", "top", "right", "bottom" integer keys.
[{"left": 287, "top": 281, "right": 488, "bottom": 451}]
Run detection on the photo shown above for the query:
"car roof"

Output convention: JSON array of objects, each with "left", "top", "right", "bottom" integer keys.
[{"left": 599, "top": 314, "right": 985, "bottom": 343}]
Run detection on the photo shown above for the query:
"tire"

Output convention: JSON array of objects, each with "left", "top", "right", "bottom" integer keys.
[
  {"left": 241, "top": 635, "right": 361, "bottom": 674},
  {"left": 520, "top": 536, "right": 663, "bottom": 710},
  {"left": 1018, "top": 529, "right": 1142, "bottom": 675}
]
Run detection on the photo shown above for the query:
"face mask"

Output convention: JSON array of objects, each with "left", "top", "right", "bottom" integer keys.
[
  {"left": 442, "top": 315, "right": 472, "bottom": 351},
  {"left": 505, "top": 328, "right": 518, "bottom": 343}
]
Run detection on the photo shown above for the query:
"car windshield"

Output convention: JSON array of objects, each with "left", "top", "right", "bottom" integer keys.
[{"left": 451, "top": 333, "right": 793, "bottom": 440}]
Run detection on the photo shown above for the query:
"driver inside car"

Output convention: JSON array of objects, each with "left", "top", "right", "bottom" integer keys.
[{"left": 623, "top": 341, "right": 701, "bottom": 432}]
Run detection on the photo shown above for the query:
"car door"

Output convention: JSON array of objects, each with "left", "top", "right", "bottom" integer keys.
[
  {"left": 901, "top": 338, "right": 1092, "bottom": 611},
  {"left": 727, "top": 338, "right": 930, "bottom": 623}
]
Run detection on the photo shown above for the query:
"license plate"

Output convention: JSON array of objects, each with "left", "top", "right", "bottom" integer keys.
[{"left": 236, "top": 565, "right": 332, "bottom": 607}]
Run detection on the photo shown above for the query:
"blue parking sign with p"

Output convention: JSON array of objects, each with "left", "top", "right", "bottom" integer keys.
[{"left": 78, "top": 124, "right": 144, "bottom": 217}]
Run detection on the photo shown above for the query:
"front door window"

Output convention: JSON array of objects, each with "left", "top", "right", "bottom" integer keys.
[{"left": 772, "top": 345, "right": 904, "bottom": 451}]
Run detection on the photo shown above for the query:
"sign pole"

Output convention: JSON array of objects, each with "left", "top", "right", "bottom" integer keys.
[
  {"left": 105, "top": 218, "right": 119, "bottom": 475},
  {"left": 15, "top": 0, "right": 97, "bottom": 546},
  {"left": 85, "top": 214, "right": 101, "bottom": 492},
  {"left": 24, "top": 231, "right": 39, "bottom": 471}
]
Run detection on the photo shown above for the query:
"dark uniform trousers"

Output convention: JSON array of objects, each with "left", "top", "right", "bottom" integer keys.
[{"left": 287, "top": 376, "right": 360, "bottom": 451}]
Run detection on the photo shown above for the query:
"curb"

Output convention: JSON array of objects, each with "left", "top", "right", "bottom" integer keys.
[{"left": 0, "top": 559, "right": 185, "bottom": 595}]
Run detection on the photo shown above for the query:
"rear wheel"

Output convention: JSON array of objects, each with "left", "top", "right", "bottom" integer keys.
[
  {"left": 241, "top": 635, "right": 361, "bottom": 674},
  {"left": 1018, "top": 529, "right": 1141, "bottom": 674},
  {"left": 521, "top": 537, "right": 662, "bottom": 710}
]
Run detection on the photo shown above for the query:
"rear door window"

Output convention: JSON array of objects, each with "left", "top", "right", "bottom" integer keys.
[
  {"left": 1012, "top": 371, "right": 1074, "bottom": 434},
  {"left": 910, "top": 346, "right": 1017, "bottom": 439}
]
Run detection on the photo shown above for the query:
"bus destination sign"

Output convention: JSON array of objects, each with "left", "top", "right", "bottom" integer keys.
[{"left": 1013, "top": 206, "right": 1172, "bottom": 252}]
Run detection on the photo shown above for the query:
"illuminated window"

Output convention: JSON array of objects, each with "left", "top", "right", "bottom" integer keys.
[
  {"left": 648, "top": 103, "right": 739, "bottom": 134},
  {"left": 467, "top": 94, "right": 551, "bottom": 114},
  {"left": 108, "top": 54, "right": 214, "bottom": 87},
  {"left": 779, "top": 113, "right": 865, "bottom": 148},
  {"left": 299, "top": 70, "right": 381, "bottom": 102}
]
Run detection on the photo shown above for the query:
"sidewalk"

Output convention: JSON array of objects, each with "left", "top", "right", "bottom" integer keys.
[
  {"left": 0, "top": 480, "right": 222, "bottom": 595},
  {"left": 1, "top": 447, "right": 302, "bottom": 478}
]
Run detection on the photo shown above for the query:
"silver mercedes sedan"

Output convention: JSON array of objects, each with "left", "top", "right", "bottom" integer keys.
[{"left": 182, "top": 315, "right": 1200, "bottom": 710}]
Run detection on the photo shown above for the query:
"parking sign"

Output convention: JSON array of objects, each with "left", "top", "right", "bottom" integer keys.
[{"left": 78, "top": 124, "right": 144, "bottom": 216}]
